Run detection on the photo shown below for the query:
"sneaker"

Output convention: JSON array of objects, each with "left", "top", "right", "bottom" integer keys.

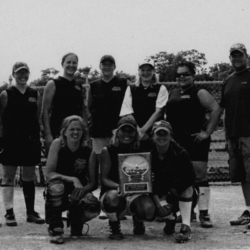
[
  {"left": 230, "top": 210, "right": 250, "bottom": 226},
  {"left": 176, "top": 211, "right": 197, "bottom": 223},
  {"left": 27, "top": 211, "right": 45, "bottom": 224},
  {"left": 133, "top": 216, "right": 145, "bottom": 235},
  {"left": 109, "top": 221, "right": 123, "bottom": 240},
  {"left": 175, "top": 224, "right": 192, "bottom": 243},
  {"left": 199, "top": 213, "right": 213, "bottom": 228},
  {"left": 48, "top": 227, "right": 64, "bottom": 244},
  {"left": 163, "top": 218, "right": 176, "bottom": 235},
  {"left": 5, "top": 214, "right": 17, "bottom": 227}
]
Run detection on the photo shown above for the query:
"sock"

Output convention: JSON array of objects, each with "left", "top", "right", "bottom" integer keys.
[
  {"left": 2, "top": 185, "right": 14, "bottom": 210},
  {"left": 22, "top": 181, "right": 35, "bottom": 214},
  {"left": 6, "top": 208, "right": 14, "bottom": 216},
  {"left": 198, "top": 186, "right": 210, "bottom": 212},
  {"left": 179, "top": 201, "right": 192, "bottom": 227}
]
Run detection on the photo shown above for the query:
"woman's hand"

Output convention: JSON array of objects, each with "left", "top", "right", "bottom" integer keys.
[
  {"left": 194, "top": 131, "right": 210, "bottom": 143},
  {"left": 156, "top": 204, "right": 172, "bottom": 218},
  {"left": 71, "top": 177, "right": 84, "bottom": 189}
]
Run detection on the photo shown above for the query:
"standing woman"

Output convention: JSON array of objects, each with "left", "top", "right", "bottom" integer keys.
[
  {"left": 120, "top": 59, "right": 168, "bottom": 151},
  {"left": 165, "top": 61, "right": 221, "bottom": 227},
  {"left": 45, "top": 115, "right": 100, "bottom": 244},
  {"left": 42, "top": 53, "right": 89, "bottom": 151},
  {"left": 0, "top": 62, "right": 44, "bottom": 226}
]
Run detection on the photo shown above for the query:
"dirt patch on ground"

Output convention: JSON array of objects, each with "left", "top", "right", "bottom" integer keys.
[{"left": 0, "top": 185, "right": 249, "bottom": 250}]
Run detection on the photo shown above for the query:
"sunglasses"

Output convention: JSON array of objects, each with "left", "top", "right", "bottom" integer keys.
[{"left": 176, "top": 72, "right": 192, "bottom": 78}]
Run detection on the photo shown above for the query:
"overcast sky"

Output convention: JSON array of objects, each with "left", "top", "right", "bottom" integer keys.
[{"left": 0, "top": 0, "right": 250, "bottom": 84}]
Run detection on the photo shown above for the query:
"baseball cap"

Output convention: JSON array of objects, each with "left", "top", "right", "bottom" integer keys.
[
  {"left": 230, "top": 43, "right": 247, "bottom": 55},
  {"left": 138, "top": 59, "right": 155, "bottom": 69},
  {"left": 12, "top": 62, "right": 30, "bottom": 74},
  {"left": 117, "top": 116, "right": 137, "bottom": 131},
  {"left": 100, "top": 55, "right": 116, "bottom": 65},
  {"left": 152, "top": 120, "right": 172, "bottom": 134}
]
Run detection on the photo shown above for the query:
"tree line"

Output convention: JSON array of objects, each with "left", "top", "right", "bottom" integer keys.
[{"left": 29, "top": 49, "right": 250, "bottom": 86}]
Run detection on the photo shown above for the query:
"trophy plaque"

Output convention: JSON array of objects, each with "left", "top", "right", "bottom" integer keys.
[{"left": 118, "top": 152, "right": 152, "bottom": 195}]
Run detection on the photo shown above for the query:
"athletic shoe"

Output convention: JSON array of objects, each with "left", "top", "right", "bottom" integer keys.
[
  {"left": 27, "top": 211, "right": 45, "bottom": 224},
  {"left": 48, "top": 227, "right": 64, "bottom": 244},
  {"left": 5, "top": 214, "right": 17, "bottom": 227},
  {"left": 163, "top": 218, "right": 176, "bottom": 235},
  {"left": 176, "top": 211, "right": 197, "bottom": 223},
  {"left": 230, "top": 210, "right": 250, "bottom": 226},
  {"left": 199, "top": 213, "right": 213, "bottom": 228},
  {"left": 133, "top": 216, "right": 145, "bottom": 235},
  {"left": 175, "top": 224, "right": 192, "bottom": 243},
  {"left": 109, "top": 221, "right": 124, "bottom": 240}
]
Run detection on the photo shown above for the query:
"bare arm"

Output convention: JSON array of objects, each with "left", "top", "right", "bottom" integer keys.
[
  {"left": 196, "top": 89, "right": 223, "bottom": 142},
  {"left": 82, "top": 150, "right": 99, "bottom": 193},
  {"left": 100, "top": 147, "right": 119, "bottom": 189},
  {"left": 41, "top": 80, "right": 56, "bottom": 150},
  {"left": 46, "top": 138, "right": 83, "bottom": 188}
]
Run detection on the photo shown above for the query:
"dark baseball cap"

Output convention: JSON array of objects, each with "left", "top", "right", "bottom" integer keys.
[
  {"left": 230, "top": 43, "right": 247, "bottom": 55},
  {"left": 12, "top": 62, "right": 30, "bottom": 74},
  {"left": 152, "top": 120, "right": 172, "bottom": 134},
  {"left": 100, "top": 55, "right": 115, "bottom": 65},
  {"left": 117, "top": 116, "right": 137, "bottom": 130}
]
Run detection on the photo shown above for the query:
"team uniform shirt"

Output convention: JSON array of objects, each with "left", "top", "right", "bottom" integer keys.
[
  {"left": 151, "top": 140, "right": 196, "bottom": 197},
  {"left": 1, "top": 86, "right": 41, "bottom": 166},
  {"left": 56, "top": 144, "right": 92, "bottom": 192},
  {"left": 50, "top": 77, "right": 83, "bottom": 138},
  {"left": 165, "top": 85, "right": 210, "bottom": 161},
  {"left": 220, "top": 68, "right": 250, "bottom": 138},
  {"left": 89, "top": 76, "right": 127, "bottom": 138},
  {"left": 120, "top": 84, "right": 168, "bottom": 129}
]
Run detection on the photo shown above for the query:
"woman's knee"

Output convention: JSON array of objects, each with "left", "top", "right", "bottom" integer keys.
[
  {"left": 101, "top": 190, "right": 126, "bottom": 213},
  {"left": 132, "top": 195, "right": 156, "bottom": 221}
]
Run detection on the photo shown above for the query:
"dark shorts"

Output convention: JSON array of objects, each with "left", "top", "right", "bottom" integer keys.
[
  {"left": 228, "top": 137, "right": 250, "bottom": 182},
  {"left": 177, "top": 135, "right": 211, "bottom": 162},
  {"left": 1, "top": 136, "right": 41, "bottom": 166}
]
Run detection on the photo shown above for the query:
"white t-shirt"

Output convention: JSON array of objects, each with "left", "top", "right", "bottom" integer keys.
[{"left": 120, "top": 84, "right": 169, "bottom": 117}]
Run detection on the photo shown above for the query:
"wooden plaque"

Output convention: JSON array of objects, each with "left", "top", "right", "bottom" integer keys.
[{"left": 118, "top": 152, "right": 152, "bottom": 195}]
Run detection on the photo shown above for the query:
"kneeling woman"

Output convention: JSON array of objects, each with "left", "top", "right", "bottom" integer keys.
[
  {"left": 100, "top": 116, "right": 156, "bottom": 239},
  {"left": 151, "top": 120, "right": 196, "bottom": 243},
  {"left": 45, "top": 115, "right": 100, "bottom": 244}
]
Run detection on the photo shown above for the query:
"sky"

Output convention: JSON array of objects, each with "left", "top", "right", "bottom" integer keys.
[{"left": 0, "top": 0, "right": 250, "bottom": 84}]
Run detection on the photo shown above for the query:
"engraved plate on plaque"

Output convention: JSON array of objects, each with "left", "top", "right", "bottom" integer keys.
[{"left": 118, "top": 153, "right": 152, "bottom": 195}]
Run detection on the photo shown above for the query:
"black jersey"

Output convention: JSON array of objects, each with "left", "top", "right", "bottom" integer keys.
[
  {"left": 166, "top": 86, "right": 207, "bottom": 140},
  {"left": 50, "top": 77, "right": 83, "bottom": 138},
  {"left": 2, "top": 86, "right": 41, "bottom": 165},
  {"left": 90, "top": 76, "right": 127, "bottom": 138},
  {"left": 56, "top": 144, "right": 92, "bottom": 187}
]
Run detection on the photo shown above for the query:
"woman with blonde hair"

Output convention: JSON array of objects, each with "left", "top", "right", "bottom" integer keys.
[
  {"left": 45, "top": 115, "right": 100, "bottom": 244},
  {"left": 120, "top": 59, "right": 168, "bottom": 151}
]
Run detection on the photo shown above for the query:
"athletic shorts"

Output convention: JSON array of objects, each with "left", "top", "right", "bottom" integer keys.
[
  {"left": 177, "top": 135, "right": 211, "bottom": 162},
  {"left": 1, "top": 135, "right": 41, "bottom": 166},
  {"left": 92, "top": 137, "right": 111, "bottom": 155},
  {"left": 228, "top": 137, "right": 250, "bottom": 182}
]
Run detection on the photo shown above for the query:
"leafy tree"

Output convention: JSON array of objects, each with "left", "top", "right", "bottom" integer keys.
[
  {"left": 30, "top": 68, "right": 59, "bottom": 86},
  {"left": 208, "top": 62, "right": 232, "bottom": 80},
  {"left": 116, "top": 71, "right": 136, "bottom": 83},
  {"left": 149, "top": 50, "right": 208, "bottom": 82}
]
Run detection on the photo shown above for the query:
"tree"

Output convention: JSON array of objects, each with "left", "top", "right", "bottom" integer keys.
[
  {"left": 30, "top": 68, "right": 60, "bottom": 86},
  {"left": 149, "top": 50, "right": 208, "bottom": 82},
  {"left": 208, "top": 62, "right": 232, "bottom": 80},
  {"left": 115, "top": 71, "right": 136, "bottom": 83}
]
